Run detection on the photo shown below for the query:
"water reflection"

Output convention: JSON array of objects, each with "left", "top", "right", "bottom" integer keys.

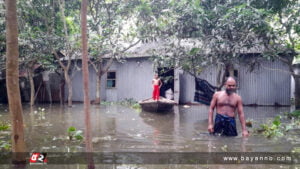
[
  {"left": 0, "top": 104, "right": 294, "bottom": 152},
  {"left": 0, "top": 104, "right": 298, "bottom": 168},
  {"left": 139, "top": 111, "right": 175, "bottom": 146}
]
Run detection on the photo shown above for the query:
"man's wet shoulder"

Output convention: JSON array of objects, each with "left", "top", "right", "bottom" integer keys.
[
  {"left": 215, "top": 91, "right": 226, "bottom": 96},
  {"left": 213, "top": 91, "right": 222, "bottom": 97}
]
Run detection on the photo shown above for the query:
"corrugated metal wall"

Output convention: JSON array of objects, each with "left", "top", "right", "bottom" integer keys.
[
  {"left": 238, "top": 59, "right": 291, "bottom": 105},
  {"left": 179, "top": 59, "right": 291, "bottom": 106},
  {"left": 68, "top": 66, "right": 101, "bottom": 101},
  {"left": 104, "top": 58, "right": 154, "bottom": 102},
  {"left": 69, "top": 58, "right": 154, "bottom": 102},
  {"left": 69, "top": 58, "right": 291, "bottom": 105},
  {"left": 68, "top": 58, "right": 158, "bottom": 102}
]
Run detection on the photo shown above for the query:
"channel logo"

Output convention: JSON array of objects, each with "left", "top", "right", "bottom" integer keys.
[{"left": 29, "top": 152, "right": 47, "bottom": 165}]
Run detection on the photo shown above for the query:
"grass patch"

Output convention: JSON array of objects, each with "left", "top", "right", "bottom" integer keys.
[{"left": 0, "top": 121, "right": 10, "bottom": 131}]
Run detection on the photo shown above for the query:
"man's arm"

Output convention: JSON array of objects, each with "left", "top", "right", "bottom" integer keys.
[
  {"left": 208, "top": 93, "right": 217, "bottom": 133},
  {"left": 237, "top": 96, "right": 249, "bottom": 137}
]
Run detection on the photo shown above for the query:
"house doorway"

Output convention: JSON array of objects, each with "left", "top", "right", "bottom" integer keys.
[{"left": 158, "top": 67, "right": 174, "bottom": 100}]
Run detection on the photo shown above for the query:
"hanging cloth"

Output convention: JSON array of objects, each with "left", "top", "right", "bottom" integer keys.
[{"left": 194, "top": 77, "right": 216, "bottom": 105}]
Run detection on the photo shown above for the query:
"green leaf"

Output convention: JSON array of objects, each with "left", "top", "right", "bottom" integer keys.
[
  {"left": 74, "top": 130, "right": 83, "bottom": 140},
  {"left": 74, "top": 135, "right": 83, "bottom": 140},
  {"left": 68, "top": 126, "right": 76, "bottom": 133},
  {"left": 272, "top": 116, "right": 281, "bottom": 126},
  {"left": 189, "top": 48, "right": 200, "bottom": 55},
  {"left": 290, "top": 110, "right": 300, "bottom": 118}
]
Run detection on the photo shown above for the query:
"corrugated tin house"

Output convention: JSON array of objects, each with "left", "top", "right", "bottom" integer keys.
[
  {"left": 180, "top": 57, "right": 291, "bottom": 105},
  {"left": 71, "top": 56, "right": 156, "bottom": 102},
  {"left": 67, "top": 41, "right": 292, "bottom": 106}
]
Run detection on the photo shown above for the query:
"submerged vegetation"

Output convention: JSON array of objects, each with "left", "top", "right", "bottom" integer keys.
[
  {"left": 287, "top": 110, "right": 300, "bottom": 119},
  {"left": 255, "top": 116, "right": 284, "bottom": 138},
  {"left": 0, "top": 140, "right": 11, "bottom": 151},
  {"left": 34, "top": 107, "right": 46, "bottom": 121},
  {"left": 120, "top": 98, "right": 142, "bottom": 112},
  {"left": 67, "top": 126, "right": 84, "bottom": 141},
  {"left": 101, "top": 99, "right": 142, "bottom": 112},
  {"left": 0, "top": 121, "right": 11, "bottom": 151},
  {"left": 100, "top": 101, "right": 114, "bottom": 106},
  {"left": 245, "top": 119, "right": 254, "bottom": 128},
  {"left": 254, "top": 111, "right": 300, "bottom": 138},
  {"left": 0, "top": 121, "right": 10, "bottom": 131}
]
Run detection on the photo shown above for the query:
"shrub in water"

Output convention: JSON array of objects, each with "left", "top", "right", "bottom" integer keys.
[{"left": 67, "top": 126, "right": 83, "bottom": 141}]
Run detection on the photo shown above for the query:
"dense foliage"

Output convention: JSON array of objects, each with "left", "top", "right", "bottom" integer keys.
[{"left": 1, "top": 0, "right": 299, "bottom": 106}]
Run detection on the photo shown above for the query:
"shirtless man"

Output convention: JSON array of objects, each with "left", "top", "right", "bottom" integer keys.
[
  {"left": 208, "top": 77, "right": 249, "bottom": 137},
  {"left": 152, "top": 73, "right": 162, "bottom": 100}
]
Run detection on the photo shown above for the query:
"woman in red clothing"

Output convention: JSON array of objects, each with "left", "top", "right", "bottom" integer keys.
[{"left": 152, "top": 73, "right": 162, "bottom": 100}]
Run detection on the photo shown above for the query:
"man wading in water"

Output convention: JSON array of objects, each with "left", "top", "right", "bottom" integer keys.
[{"left": 208, "top": 77, "right": 249, "bottom": 137}]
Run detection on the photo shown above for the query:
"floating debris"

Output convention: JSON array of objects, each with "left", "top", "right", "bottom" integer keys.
[
  {"left": 42, "top": 146, "right": 51, "bottom": 150},
  {"left": 291, "top": 147, "right": 300, "bottom": 153},
  {"left": 246, "top": 120, "right": 253, "bottom": 127},
  {"left": 221, "top": 145, "right": 228, "bottom": 152},
  {"left": 92, "top": 136, "right": 117, "bottom": 143}
]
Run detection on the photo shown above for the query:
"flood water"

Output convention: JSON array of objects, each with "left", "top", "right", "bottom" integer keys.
[{"left": 0, "top": 103, "right": 299, "bottom": 169}]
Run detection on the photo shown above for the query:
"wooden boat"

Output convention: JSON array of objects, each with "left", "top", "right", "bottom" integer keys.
[{"left": 139, "top": 97, "right": 175, "bottom": 113}]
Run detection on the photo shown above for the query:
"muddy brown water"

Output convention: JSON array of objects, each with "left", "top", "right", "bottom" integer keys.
[{"left": 0, "top": 104, "right": 299, "bottom": 168}]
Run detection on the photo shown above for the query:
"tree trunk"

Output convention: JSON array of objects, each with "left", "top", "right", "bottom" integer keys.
[
  {"left": 90, "top": 61, "right": 102, "bottom": 105},
  {"left": 94, "top": 73, "right": 101, "bottom": 104},
  {"left": 28, "top": 69, "right": 35, "bottom": 106},
  {"left": 44, "top": 81, "right": 52, "bottom": 103},
  {"left": 5, "top": 0, "right": 26, "bottom": 164},
  {"left": 216, "top": 62, "right": 228, "bottom": 90},
  {"left": 42, "top": 71, "right": 52, "bottom": 103},
  {"left": 57, "top": 0, "right": 73, "bottom": 107},
  {"left": 64, "top": 71, "right": 72, "bottom": 107},
  {"left": 294, "top": 75, "right": 300, "bottom": 109},
  {"left": 227, "top": 63, "right": 235, "bottom": 77},
  {"left": 81, "top": 0, "right": 94, "bottom": 168},
  {"left": 59, "top": 78, "right": 65, "bottom": 105},
  {"left": 292, "top": 63, "right": 300, "bottom": 110},
  {"left": 216, "top": 63, "right": 225, "bottom": 90}
]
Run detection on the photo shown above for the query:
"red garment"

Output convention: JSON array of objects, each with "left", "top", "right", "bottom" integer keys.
[{"left": 152, "top": 85, "right": 160, "bottom": 100}]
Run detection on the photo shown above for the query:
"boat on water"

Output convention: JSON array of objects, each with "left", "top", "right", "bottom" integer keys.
[{"left": 139, "top": 97, "right": 175, "bottom": 113}]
